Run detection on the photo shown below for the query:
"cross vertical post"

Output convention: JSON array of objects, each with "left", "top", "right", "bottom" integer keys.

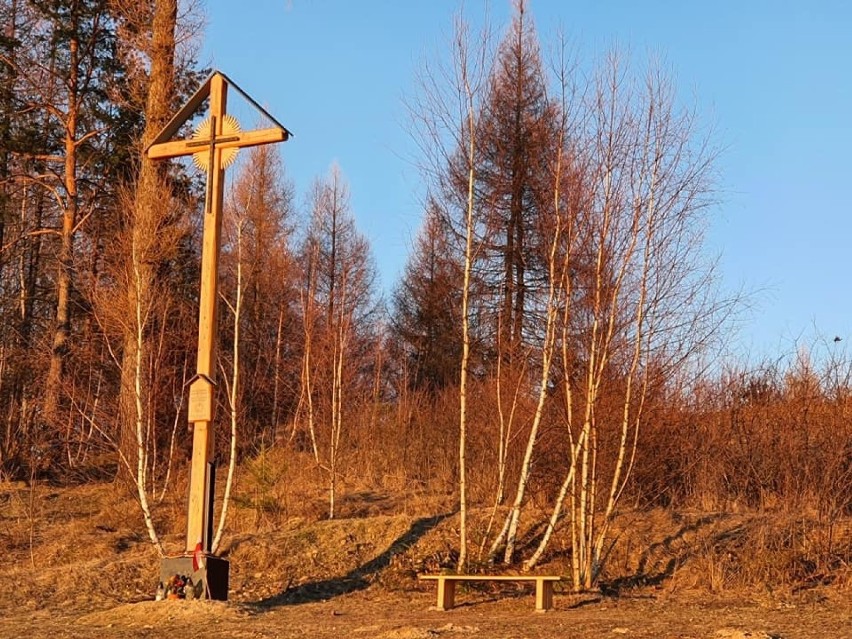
[{"left": 186, "top": 73, "right": 227, "bottom": 553}]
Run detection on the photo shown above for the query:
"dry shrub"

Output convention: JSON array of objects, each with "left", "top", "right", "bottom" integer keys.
[
  {"left": 226, "top": 442, "right": 456, "bottom": 531},
  {"left": 603, "top": 511, "right": 852, "bottom": 596},
  {"left": 692, "top": 515, "right": 852, "bottom": 594},
  {"left": 551, "top": 508, "right": 852, "bottom": 598},
  {"left": 342, "top": 384, "right": 460, "bottom": 497},
  {"left": 632, "top": 355, "right": 852, "bottom": 520}
]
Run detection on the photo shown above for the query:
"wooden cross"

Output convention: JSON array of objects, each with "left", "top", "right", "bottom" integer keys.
[{"left": 148, "top": 71, "right": 290, "bottom": 553}]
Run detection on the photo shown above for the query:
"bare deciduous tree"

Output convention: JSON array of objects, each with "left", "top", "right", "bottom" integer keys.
[
  {"left": 409, "top": 7, "right": 494, "bottom": 571},
  {"left": 525, "top": 52, "right": 727, "bottom": 587},
  {"left": 299, "top": 164, "right": 377, "bottom": 519}
]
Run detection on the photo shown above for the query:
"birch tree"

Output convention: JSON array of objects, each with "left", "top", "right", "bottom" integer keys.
[
  {"left": 299, "top": 164, "right": 377, "bottom": 519},
  {"left": 522, "top": 53, "right": 724, "bottom": 587},
  {"left": 485, "top": 31, "right": 580, "bottom": 563},
  {"left": 226, "top": 144, "right": 296, "bottom": 448},
  {"left": 212, "top": 159, "right": 247, "bottom": 555},
  {"left": 86, "top": 0, "right": 199, "bottom": 551},
  {"left": 113, "top": 0, "right": 179, "bottom": 487},
  {"left": 213, "top": 144, "right": 295, "bottom": 549},
  {"left": 409, "top": 8, "right": 493, "bottom": 571}
]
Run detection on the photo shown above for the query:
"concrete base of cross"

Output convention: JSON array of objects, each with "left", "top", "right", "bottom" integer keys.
[{"left": 159, "top": 554, "right": 230, "bottom": 601}]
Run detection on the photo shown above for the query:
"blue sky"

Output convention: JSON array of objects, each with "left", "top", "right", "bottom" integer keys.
[{"left": 202, "top": 1, "right": 852, "bottom": 361}]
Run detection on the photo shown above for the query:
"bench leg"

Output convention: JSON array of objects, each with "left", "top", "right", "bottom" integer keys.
[
  {"left": 436, "top": 578, "right": 456, "bottom": 611},
  {"left": 535, "top": 580, "right": 553, "bottom": 612}
]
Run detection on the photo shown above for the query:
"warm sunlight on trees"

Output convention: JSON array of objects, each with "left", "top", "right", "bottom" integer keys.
[
  {"left": 409, "top": 0, "right": 731, "bottom": 584},
  {"left": 214, "top": 144, "right": 296, "bottom": 549},
  {"left": 3, "top": 1, "right": 849, "bottom": 607},
  {"left": 408, "top": 6, "right": 496, "bottom": 570},
  {"left": 299, "top": 164, "right": 377, "bottom": 519}
]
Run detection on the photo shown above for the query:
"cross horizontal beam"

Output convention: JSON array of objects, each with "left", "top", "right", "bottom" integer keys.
[{"left": 147, "top": 126, "right": 289, "bottom": 160}]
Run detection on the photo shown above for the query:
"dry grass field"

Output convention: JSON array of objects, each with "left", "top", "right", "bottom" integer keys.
[{"left": 0, "top": 478, "right": 849, "bottom": 638}]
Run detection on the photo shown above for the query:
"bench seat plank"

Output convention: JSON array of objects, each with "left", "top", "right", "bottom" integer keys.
[{"left": 419, "top": 574, "right": 559, "bottom": 581}]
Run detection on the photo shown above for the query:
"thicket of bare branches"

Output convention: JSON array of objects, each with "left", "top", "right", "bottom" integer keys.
[{"left": 0, "top": 0, "right": 847, "bottom": 591}]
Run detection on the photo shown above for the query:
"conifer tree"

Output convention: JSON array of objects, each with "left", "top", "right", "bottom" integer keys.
[{"left": 391, "top": 200, "right": 463, "bottom": 392}]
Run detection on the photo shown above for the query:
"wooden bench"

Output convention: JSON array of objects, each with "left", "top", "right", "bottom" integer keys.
[{"left": 418, "top": 574, "right": 561, "bottom": 612}]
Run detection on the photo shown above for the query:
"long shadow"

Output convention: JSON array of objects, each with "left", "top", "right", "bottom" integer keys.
[
  {"left": 599, "top": 513, "right": 732, "bottom": 596},
  {"left": 636, "top": 514, "right": 727, "bottom": 574},
  {"left": 565, "top": 596, "right": 603, "bottom": 609},
  {"left": 250, "top": 512, "right": 451, "bottom": 609},
  {"left": 513, "top": 520, "right": 550, "bottom": 560}
]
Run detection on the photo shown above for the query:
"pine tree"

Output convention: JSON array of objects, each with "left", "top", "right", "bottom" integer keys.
[
  {"left": 3, "top": 1, "right": 131, "bottom": 450},
  {"left": 472, "top": 0, "right": 559, "bottom": 358},
  {"left": 391, "top": 200, "right": 463, "bottom": 392}
]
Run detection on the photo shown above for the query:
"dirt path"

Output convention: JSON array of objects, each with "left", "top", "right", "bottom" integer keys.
[{"left": 3, "top": 589, "right": 848, "bottom": 639}]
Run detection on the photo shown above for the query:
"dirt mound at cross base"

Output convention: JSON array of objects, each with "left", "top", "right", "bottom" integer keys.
[{"left": 76, "top": 599, "right": 253, "bottom": 630}]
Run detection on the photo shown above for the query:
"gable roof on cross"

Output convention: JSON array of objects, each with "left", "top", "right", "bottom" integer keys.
[{"left": 147, "top": 70, "right": 292, "bottom": 161}]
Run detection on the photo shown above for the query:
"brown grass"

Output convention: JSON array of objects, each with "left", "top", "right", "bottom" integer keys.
[{"left": 1, "top": 473, "right": 849, "bottom": 618}]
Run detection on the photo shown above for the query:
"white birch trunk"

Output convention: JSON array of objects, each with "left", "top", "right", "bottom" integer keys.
[
  {"left": 456, "top": 98, "right": 474, "bottom": 572},
  {"left": 131, "top": 239, "right": 163, "bottom": 556},
  {"left": 213, "top": 218, "right": 243, "bottom": 553}
]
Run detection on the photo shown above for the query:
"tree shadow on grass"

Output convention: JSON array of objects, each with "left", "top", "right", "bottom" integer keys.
[
  {"left": 599, "top": 513, "right": 736, "bottom": 596},
  {"left": 249, "top": 512, "right": 451, "bottom": 609}
]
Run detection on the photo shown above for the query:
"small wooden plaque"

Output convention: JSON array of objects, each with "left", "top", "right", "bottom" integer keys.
[{"left": 188, "top": 376, "right": 215, "bottom": 423}]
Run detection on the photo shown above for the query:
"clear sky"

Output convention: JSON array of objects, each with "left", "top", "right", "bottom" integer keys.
[{"left": 202, "top": 0, "right": 852, "bottom": 362}]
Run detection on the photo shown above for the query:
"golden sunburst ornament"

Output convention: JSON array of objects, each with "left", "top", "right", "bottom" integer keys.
[{"left": 192, "top": 114, "right": 241, "bottom": 170}]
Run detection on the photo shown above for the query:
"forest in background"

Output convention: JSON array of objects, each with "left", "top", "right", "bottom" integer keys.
[{"left": 0, "top": 0, "right": 848, "bottom": 590}]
